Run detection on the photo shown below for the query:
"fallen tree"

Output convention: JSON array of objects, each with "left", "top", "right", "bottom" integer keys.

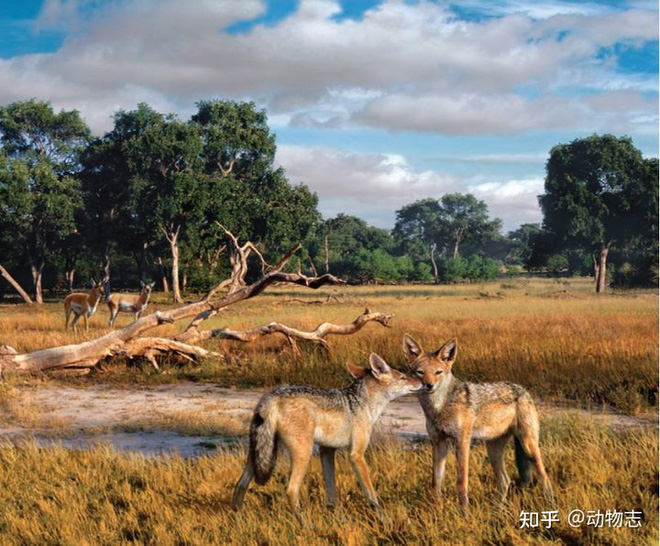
[{"left": 0, "top": 230, "right": 393, "bottom": 376}]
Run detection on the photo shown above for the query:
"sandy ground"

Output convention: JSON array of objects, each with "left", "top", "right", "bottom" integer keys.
[{"left": 0, "top": 383, "right": 655, "bottom": 458}]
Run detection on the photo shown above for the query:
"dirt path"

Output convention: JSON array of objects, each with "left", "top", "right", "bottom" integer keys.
[{"left": 0, "top": 383, "right": 655, "bottom": 458}]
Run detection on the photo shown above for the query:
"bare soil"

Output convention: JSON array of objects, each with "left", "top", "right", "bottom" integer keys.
[{"left": 0, "top": 383, "right": 655, "bottom": 457}]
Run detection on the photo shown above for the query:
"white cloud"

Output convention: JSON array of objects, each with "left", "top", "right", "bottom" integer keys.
[
  {"left": 276, "top": 144, "right": 544, "bottom": 229},
  {"left": 0, "top": 0, "right": 654, "bottom": 136},
  {"left": 469, "top": 178, "right": 545, "bottom": 229}
]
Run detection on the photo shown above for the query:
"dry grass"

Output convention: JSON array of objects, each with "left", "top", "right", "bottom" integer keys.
[
  {"left": 0, "top": 416, "right": 656, "bottom": 545},
  {"left": 0, "top": 279, "right": 657, "bottom": 544},
  {"left": 1, "top": 278, "right": 657, "bottom": 413}
]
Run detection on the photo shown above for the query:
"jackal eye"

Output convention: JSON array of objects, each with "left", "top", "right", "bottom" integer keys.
[
  {"left": 435, "top": 370, "right": 443, "bottom": 375},
  {"left": 415, "top": 370, "right": 424, "bottom": 377}
]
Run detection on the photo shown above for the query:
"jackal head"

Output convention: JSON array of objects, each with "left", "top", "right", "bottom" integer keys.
[
  {"left": 403, "top": 335, "right": 457, "bottom": 393},
  {"left": 346, "top": 354, "right": 422, "bottom": 398}
]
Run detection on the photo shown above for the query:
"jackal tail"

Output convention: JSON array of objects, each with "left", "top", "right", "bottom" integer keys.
[
  {"left": 513, "top": 395, "right": 541, "bottom": 488},
  {"left": 514, "top": 436, "right": 534, "bottom": 487},
  {"left": 249, "top": 410, "right": 279, "bottom": 485}
]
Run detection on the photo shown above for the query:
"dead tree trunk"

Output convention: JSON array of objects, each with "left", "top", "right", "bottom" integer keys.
[
  {"left": 0, "top": 264, "right": 33, "bottom": 305},
  {"left": 0, "top": 231, "right": 358, "bottom": 376},
  {"left": 164, "top": 225, "right": 182, "bottom": 304},
  {"left": 430, "top": 243, "right": 439, "bottom": 284}
]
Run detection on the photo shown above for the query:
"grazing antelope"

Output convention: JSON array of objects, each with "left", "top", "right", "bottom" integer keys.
[
  {"left": 403, "top": 335, "right": 553, "bottom": 506},
  {"left": 231, "top": 354, "right": 422, "bottom": 516},
  {"left": 105, "top": 280, "right": 155, "bottom": 327},
  {"left": 64, "top": 279, "right": 105, "bottom": 333}
]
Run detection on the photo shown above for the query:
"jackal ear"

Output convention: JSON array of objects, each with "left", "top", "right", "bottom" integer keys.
[
  {"left": 369, "top": 353, "right": 391, "bottom": 379},
  {"left": 433, "top": 339, "right": 457, "bottom": 365},
  {"left": 346, "top": 361, "right": 367, "bottom": 379},
  {"left": 403, "top": 334, "right": 423, "bottom": 361}
]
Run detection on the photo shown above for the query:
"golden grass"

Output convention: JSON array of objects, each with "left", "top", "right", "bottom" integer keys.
[
  {"left": 0, "top": 416, "right": 656, "bottom": 545},
  {"left": 1, "top": 278, "right": 657, "bottom": 413}
]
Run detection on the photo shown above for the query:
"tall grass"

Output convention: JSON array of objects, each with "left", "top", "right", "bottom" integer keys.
[
  {"left": 0, "top": 417, "right": 656, "bottom": 545},
  {"left": 0, "top": 279, "right": 657, "bottom": 413}
]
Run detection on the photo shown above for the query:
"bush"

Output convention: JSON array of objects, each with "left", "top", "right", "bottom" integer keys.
[{"left": 546, "top": 254, "right": 568, "bottom": 274}]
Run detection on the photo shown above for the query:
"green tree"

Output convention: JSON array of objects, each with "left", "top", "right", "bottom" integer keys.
[
  {"left": 439, "top": 193, "right": 502, "bottom": 259},
  {"left": 507, "top": 223, "right": 542, "bottom": 265},
  {"left": 315, "top": 214, "right": 395, "bottom": 279},
  {"left": 0, "top": 100, "right": 89, "bottom": 302},
  {"left": 539, "top": 134, "right": 658, "bottom": 292},
  {"left": 393, "top": 198, "right": 443, "bottom": 282}
]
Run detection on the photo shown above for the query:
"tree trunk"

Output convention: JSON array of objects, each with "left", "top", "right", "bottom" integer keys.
[
  {"left": 324, "top": 234, "right": 330, "bottom": 273},
  {"left": 65, "top": 268, "right": 75, "bottom": 293},
  {"left": 595, "top": 243, "right": 612, "bottom": 293},
  {"left": 0, "top": 264, "right": 33, "bottom": 305},
  {"left": 430, "top": 243, "right": 440, "bottom": 284},
  {"left": 453, "top": 228, "right": 463, "bottom": 260},
  {"left": 139, "top": 242, "right": 149, "bottom": 282},
  {"left": 168, "top": 227, "right": 182, "bottom": 303},
  {"left": 30, "top": 261, "right": 44, "bottom": 304},
  {"left": 157, "top": 257, "right": 169, "bottom": 293},
  {"left": 103, "top": 246, "right": 112, "bottom": 280}
]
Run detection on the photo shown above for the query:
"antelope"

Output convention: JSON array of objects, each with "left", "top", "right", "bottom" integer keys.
[
  {"left": 105, "top": 280, "right": 155, "bottom": 327},
  {"left": 64, "top": 279, "right": 105, "bottom": 333}
]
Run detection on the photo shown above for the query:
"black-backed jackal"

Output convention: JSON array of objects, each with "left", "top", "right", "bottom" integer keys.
[
  {"left": 403, "top": 335, "right": 553, "bottom": 506},
  {"left": 63, "top": 280, "right": 104, "bottom": 333},
  {"left": 231, "top": 354, "right": 422, "bottom": 515}
]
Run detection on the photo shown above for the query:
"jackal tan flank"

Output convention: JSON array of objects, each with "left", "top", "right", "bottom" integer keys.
[
  {"left": 63, "top": 279, "right": 105, "bottom": 333},
  {"left": 231, "top": 354, "right": 422, "bottom": 516},
  {"left": 403, "top": 334, "right": 553, "bottom": 506}
]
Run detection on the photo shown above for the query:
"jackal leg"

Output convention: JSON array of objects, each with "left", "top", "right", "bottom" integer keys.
[
  {"left": 320, "top": 446, "right": 337, "bottom": 508},
  {"left": 231, "top": 453, "right": 254, "bottom": 511},
  {"left": 349, "top": 450, "right": 379, "bottom": 509},
  {"left": 286, "top": 438, "right": 314, "bottom": 514},
  {"left": 486, "top": 435, "right": 511, "bottom": 501},
  {"left": 456, "top": 428, "right": 472, "bottom": 506},
  {"left": 520, "top": 435, "right": 554, "bottom": 501},
  {"left": 432, "top": 436, "right": 449, "bottom": 496}
]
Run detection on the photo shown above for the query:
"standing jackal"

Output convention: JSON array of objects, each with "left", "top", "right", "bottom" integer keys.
[
  {"left": 403, "top": 335, "right": 553, "bottom": 506},
  {"left": 231, "top": 354, "right": 422, "bottom": 515}
]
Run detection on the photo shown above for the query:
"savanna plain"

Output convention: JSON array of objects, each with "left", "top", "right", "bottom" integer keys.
[{"left": 0, "top": 278, "right": 657, "bottom": 545}]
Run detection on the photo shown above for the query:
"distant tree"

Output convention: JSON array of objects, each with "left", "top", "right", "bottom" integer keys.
[
  {"left": 507, "top": 223, "right": 542, "bottom": 265},
  {"left": 313, "top": 214, "right": 395, "bottom": 280},
  {"left": 540, "top": 134, "right": 659, "bottom": 292},
  {"left": 393, "top": 198, "right": 443, "bottom": 282},
  {"left": 393, "top": 194, "right": 502, "bottom": 282},
  {"left": 439, "top": 193, "right": 502, "bottom": 259},
  {"left": 0, "top": 100, "right": 89, "bottom": 302}
]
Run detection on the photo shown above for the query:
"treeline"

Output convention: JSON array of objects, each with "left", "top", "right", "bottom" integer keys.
[{"left": 0, "top": 100, "right": 657, "bottom": 302}]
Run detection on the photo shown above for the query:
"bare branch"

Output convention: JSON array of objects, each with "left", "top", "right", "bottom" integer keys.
[{"left": 177, "top": 309, "right": 392, "bottom": 350}]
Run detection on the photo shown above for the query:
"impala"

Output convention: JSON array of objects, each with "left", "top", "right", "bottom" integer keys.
[
  {"left": 105, "top": 280, "right": 155, "bottom": 327},
  {"left": 64, "top": 279, "right": 105, "bottom": 333}
]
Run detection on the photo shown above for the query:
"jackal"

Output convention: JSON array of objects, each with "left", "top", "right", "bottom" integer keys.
[
  {"left": 231, "top": 354, "right": 422, "bottom": 515},
  {"left": 403, "top": 335, "right": 553, "bottom": 505}
]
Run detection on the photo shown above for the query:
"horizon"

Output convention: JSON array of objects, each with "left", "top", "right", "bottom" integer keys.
[{"left": 0, "top": 0, "right": 657, "bottom": 232}]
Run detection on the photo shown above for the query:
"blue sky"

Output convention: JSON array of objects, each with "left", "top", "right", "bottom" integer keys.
[{"left": 0, "top": 0, "right": 657, "bottom": 230}]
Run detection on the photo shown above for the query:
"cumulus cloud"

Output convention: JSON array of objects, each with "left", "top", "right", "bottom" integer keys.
[
  {"left": 276, "top": 144, "right": 544, "bottom": 229},
  {"left": 0, "top": 0, "right": 654, "bottom": 135},
  {"left": 469, "top": 178, "right": 545, "bottom": 229}
]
